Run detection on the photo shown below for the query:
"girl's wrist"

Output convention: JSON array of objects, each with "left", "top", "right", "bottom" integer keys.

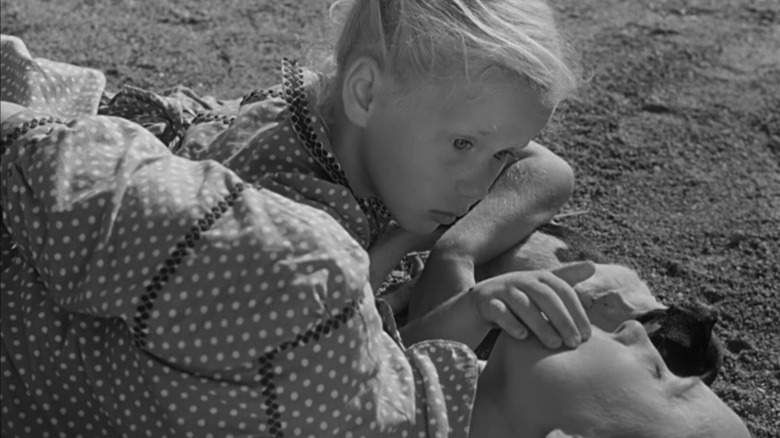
[
  {"left": 401, "top": 286, "right": 492, "bottom": 348},
  {"left": 427, "top": 246, "right": 476, "bottom": 270}
]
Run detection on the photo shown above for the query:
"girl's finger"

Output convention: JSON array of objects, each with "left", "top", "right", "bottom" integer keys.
[
  {"left": 483, "top": 298, "right": 529, "bottom": 340},
  {"left": 539, "top": 272, "right": 592, "bottom": 341},
  {"left": 522, "top": 279, "right": 582, "bottom": 348},
  {"left": 502, "top": 287, "right": 563, "bottom": 349}
]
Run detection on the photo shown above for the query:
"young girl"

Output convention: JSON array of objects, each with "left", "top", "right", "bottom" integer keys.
[
  {"left": 320, "top": 0, "right": 589, "bottom": 348},
  {"left": 0, "top": 0, "right": 751, "bottom": 437}
]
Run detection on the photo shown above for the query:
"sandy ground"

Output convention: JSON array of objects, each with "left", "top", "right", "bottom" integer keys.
[{"left": 2, "top": 0, "right": 778, "bottom": 436}]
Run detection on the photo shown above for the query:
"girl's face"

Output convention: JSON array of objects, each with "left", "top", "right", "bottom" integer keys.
[
  {"left": 482, "top": 320, "right": 750, "bottom": 438},
  {"left": 360, "top": 74, "right": 553, "bottom": 234}
]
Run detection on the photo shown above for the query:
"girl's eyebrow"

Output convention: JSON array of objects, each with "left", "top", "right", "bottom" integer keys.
[
  {"left": 469, "top": 125, "right": 530, "bottom": 153},
  {"left": 476, "top": 122, "right": 501, "bottom": 137}
]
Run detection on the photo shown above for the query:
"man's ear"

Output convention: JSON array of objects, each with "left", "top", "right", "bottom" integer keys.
[{"left": 341, "top": 56, "right": 383, "bottom": 128}]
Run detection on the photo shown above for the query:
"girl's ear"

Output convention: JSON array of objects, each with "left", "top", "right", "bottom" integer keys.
[{"left": 341, "top": 56, "right": 383, "bottom": 128}]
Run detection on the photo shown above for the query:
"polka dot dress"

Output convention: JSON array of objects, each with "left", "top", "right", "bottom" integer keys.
[
  {"left": 96, "top": 57, "right": 391, "bottom": 250},
  {"left": 1, "top": 35, "right": 105, "bottom": 118},
  {"left": 0, "top": 35, "right": 478, "bottom": 437}
]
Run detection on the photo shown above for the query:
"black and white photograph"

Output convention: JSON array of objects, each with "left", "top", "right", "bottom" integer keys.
[{"left": 1, "top": 0, "right": 777, "bottom": 436}]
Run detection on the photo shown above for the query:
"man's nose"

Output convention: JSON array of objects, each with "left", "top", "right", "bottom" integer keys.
[{"left": 613, "top": 320, "right": 651, "bottom": 346}]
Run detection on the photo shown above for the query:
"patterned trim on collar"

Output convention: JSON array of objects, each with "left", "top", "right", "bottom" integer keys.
[{"left": 280, "top": 58, "right": 392, "bottom": 243}]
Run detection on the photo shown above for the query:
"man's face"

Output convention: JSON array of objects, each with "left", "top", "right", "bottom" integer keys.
[
  {"left": 485, "top": 321, "right": 750, "bottom": 438},
  {"left": 359, "top": 74, "right": 552, "bottom": 234}
]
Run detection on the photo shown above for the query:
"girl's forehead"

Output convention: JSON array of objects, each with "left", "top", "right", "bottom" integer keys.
[
  {"left": 383, "top": 73, "right": 552, "bottom": 135},
  {"left": 387, "top": 65, "right": 522, "bottom": 103},
  {"left": 405, "top": 78, "right": 541, "bottom": 116},
  {"left": 427, "top": 74, "right": 525, "bottom": 103}
]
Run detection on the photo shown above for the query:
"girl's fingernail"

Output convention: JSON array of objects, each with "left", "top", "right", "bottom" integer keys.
[
  {"left": 516, "top": 329, "right": 527, "bottom": 339},
  {"left": 566, "top": 336, "right": 581, "bottom": 348},
  {"left": 548, "top": 337, "right": 562, "bottom": 348},
  {"left": 582, "top": 327, "right": 592, "bottom": 340}
]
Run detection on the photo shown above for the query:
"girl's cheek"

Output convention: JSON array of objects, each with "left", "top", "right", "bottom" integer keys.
[{"left": 437, "top": 154, "right": 467, "bottom": 171}]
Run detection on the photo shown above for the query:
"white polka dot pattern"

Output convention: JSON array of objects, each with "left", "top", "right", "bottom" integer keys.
[
  {"left": 1, "top": 35, "right": 105, "bottom": 119},
  {"left": 93, "top": 59, "right": 391, "bottom": 249},
  {"left": 1, "top": 35, "right": 478, "bottom": 437}
]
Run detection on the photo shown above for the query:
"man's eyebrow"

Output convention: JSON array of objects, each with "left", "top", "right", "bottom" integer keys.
[{"left": 671, "top": 376, "right": 703, "bottom": 399}]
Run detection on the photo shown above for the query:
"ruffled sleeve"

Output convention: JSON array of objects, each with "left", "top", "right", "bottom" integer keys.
[
  {"left": 1, "top": 107, "right": 362, "bottom": 360},
  {"left": 1, "top": 35, "right": 105, "bottom": 118}
]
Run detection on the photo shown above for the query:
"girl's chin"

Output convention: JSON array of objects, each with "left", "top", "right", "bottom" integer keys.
[{"left": 392, "top": 214, "right": 440, "bottom": 235}]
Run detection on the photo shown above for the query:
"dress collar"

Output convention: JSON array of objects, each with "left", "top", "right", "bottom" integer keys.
[{"left": 278, "top": 58, "right": 392, "bottom": 243}]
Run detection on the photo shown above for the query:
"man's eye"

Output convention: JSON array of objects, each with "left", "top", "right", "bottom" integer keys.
[
  {"left": 453, "top": 138, "right": 474, "bottom": 150},
  {"left": 653, "top": 364, "right": 664, "bottom": 380}
]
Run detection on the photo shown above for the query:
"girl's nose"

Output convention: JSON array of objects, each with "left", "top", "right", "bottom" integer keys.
[
  {"left": 454, "top": 179, "right": 490, "bottom": 203},
  {"left": 613, "top": 320, "right": 651, "bottom": 346},
  {"left": 455, "top": 167, "right": 501, "bottom": 202}
]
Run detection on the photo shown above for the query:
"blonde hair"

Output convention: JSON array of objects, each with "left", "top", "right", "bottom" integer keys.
[{"left": 313, "top": 0, "right": 580, "bottom": 108}]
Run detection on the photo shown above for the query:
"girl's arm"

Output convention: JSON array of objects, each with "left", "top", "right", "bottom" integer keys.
[
  {"left": 402, "top": 262, "right": 593, "bottom": 350},
  {"left": 1, "top": 114, "right": 370, "bottom": 374},
  {"left": 401, "top": 286, "right": 490, "bottom": 349},
  {"left": 408, "top": 141, "right": 574, "bottom": 319}
]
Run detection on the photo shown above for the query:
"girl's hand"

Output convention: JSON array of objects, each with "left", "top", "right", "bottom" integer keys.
[{"left": 468, "top": 261, "right": 595, "bottom": 349}]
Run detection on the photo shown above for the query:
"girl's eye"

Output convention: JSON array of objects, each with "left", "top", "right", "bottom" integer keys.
[{"left": 453, "top": 138, "right": 474, "bottom": 150}]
